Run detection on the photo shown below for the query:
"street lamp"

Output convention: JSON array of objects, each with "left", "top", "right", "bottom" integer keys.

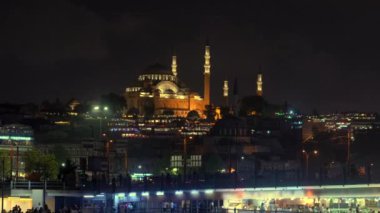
[
  {"left": 92, "top": 105, "right": 109, "bottom": 138},
  {"left": 183, "top": 136, "right": 193, "bottom": 183},
  {"left": 329, "top": 129, "right": 352, "bottom": 174},
  {"left": 302, "top": 149, "right": 318, "bottom": 180},
  {"left": 105, "top": 139, "right": 113, "bottom": 181},
  {"left": 236, "top": 155, "right": 245, "bottom": 179}
]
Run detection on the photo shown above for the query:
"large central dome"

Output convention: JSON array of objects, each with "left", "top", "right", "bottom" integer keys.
[
  {"left": 140, "top": 63, "right": 172, "bottom": 75},
  {"left": 138, "top": 63, "right": 176, "bottom": 82}
]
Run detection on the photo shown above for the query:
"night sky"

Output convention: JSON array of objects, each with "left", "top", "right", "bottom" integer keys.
[{"left": 1, "top": 0, "right": 380, "bottom": 113}]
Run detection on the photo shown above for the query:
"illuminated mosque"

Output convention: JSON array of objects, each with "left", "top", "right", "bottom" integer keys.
[{"left": 125, "top": 43, "right": 263, "bottom": 117}]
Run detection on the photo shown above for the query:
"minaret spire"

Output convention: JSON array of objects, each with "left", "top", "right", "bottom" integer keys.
[
  {"left": 171, "top": 54, "right": 177, "bottom": 77},
  {"left": 257, "top": 73, "right": 263, "bottom": 96},
  {"left": 203, "top": 42, "right": 211, "bottom": 106},
  {"left": 223, "top": 80, "right": 229, "bottom": 106}
]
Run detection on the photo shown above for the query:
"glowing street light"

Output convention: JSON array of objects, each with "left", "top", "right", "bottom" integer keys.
[
  {"left": 190, "top": 190, "right": 199, "bottom": 195},
  {"left": 92, "top": 105, "right": 109, "bottom": 137},
  {"left": 302, "top": 149, "right": 319, "bottom": 180},
  {"left": 128, "top": 192, "right": 136, "bottom": 197},
  {"left": 175, "top": 190, "right": 183, "bottom": 196},
  {"left": 205, "top": 189, "right": 214, "bottom": 194}
]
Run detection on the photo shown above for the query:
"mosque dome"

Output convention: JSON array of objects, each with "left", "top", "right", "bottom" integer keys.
[
  {"left": 138, "top": 63, "right": 176, "bottom": 82},
  {"left": 141, "top": 63, "right": 172, "bottom": 75}
]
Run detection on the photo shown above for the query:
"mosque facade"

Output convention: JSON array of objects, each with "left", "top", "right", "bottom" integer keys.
[{"left": 125, "top": 45, "right": 211, "bottom": 117}]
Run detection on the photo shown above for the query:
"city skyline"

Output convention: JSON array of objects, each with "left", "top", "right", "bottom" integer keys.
[{"left": 1, "top": 0, "right": 380, "bottom": 113}]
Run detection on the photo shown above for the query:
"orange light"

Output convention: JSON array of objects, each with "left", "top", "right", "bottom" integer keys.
[{"left": 306, "top": 190, "right": 314, "bottom": 198}]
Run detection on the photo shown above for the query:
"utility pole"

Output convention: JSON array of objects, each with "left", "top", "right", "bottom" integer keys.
[
  {"left": 183, "top": 137, "right": 188, "bottom": 183},
  {"left": 347, "top": 128, "right": 351, "bottom": 172},
  {"left": 106, "top": 140, "right": 113, "bottom": 183},
  {"left": 43, "top": 170, "right": 46, "bottom": 207},
  {"left": 10, "top": 145, "right": 13, "bottom": 181},
  {"left": 16, "top": 146, "right": 19, "bottom": 182},
  {"left": 304, "top": 152, "right": 309, "bottom": 180}
]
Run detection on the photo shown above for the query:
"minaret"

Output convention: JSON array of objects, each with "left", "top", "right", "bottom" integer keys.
[
  {"left": 257, "top": 73, "right": 263, "bottom": 96},
  {"left": 171, "top": 55, "right": 177, "bottom": 77},
  {"left": 223, "top": 80, "right": 229, "bottom": 106},
  {"left": 203, "top": 43, "right": 211, "bottom": 106}
]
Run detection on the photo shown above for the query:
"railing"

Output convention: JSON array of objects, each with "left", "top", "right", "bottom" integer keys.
[
  {"left": 84, "top": 208, "right": 334, "bottom": 213},
  {"left": 77, "top": 173, "right": 377, "bottom": 194},
  {"left": 10, "top": 181, "right": 68, "bottom": 190},
  {"left": 8, "top": 173, "right": 377, "bottom": 192}
]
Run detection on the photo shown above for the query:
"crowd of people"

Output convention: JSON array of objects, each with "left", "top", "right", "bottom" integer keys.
[
  {"left": 10, "top": 205, "right": 21, "bottom": 213},
  {"left": 56, "top": 205, "right": 80, "bottom": 213},
  {"left": 25, "top": 203, "right": 51, "bottom": 213}
]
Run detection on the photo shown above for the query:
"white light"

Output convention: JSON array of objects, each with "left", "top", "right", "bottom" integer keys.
[
  {"left": 138, "top": 165, "right": 142, "bottom": 169},
  {"left": 129, "top": 192, "right": 136, "bottom": 197},
  {"left": 96, "top": 194, "right": 104, "bottom": 197},
  {"left": 141, "top": 192, "right": 149, "bottom": 196},
  {"left": 83, "top": 195, "right": 94, "bottom": 198},
  {"left": 156, "top": 191, "right": 164, "bottom": 196},
  {"left": 175, "top": 190, "right": 183, "bottom": 195},
  {"left": 191, "top": 190, "right": 199, "bottom": 195},
  {"left": 94, "top": 106, "right": 100, "bottom": 111},
  {"left": 117, "top": 193, "right": 125, "bottom": 198},
  {"left": 61, "top": 163, "right": 66, "bottom": 167},
  {"left": 205, "top": 189, "right": 214, "bottom": 194},
  {"left": 104, "top": 106, "right": 109, "bottom": 111}
]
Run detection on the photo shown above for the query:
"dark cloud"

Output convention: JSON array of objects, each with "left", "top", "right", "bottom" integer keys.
[{"left": 1, "top": 0, "right": 380, "bottom": 113}]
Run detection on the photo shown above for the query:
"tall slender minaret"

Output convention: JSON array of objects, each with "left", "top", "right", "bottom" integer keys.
[
  {"left": 257, "top": 73, "right": 263, "bottom": 96},
  {"left": 223, "top": 80, "right": 229, "bottom": 106},
  {"left": 171, "top": 55, "right": 177, "bottom": 77},
  {"left": 203, "top": 43, "right": 211, "bottom": 106}
]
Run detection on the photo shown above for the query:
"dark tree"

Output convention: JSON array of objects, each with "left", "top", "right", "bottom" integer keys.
[
  {"left": 238, "top": 95, "right": 267, "bottom": 117},
  {"left": 187, "top": 110, "right": 200, "bottom": 121},
  {"left": 100, "top": 93, "right": 126, "bottom": 113}
]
